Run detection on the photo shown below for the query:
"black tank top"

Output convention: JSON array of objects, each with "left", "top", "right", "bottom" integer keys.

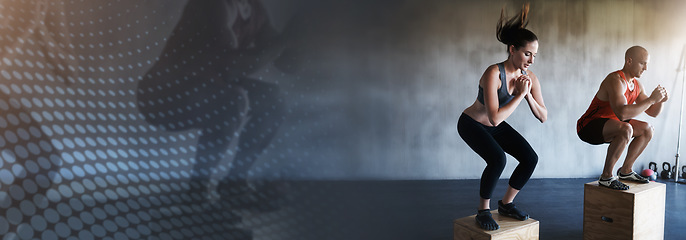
[{"left": 477, "top": 63, "right": 526, "bottom": 107}]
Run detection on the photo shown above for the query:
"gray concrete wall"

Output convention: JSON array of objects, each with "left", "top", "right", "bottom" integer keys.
[
  {"left": 261, "top": 0, "right": 686, "bottom": 179},
  {"left": 39, "top": 0, "right": 686, "bottom": 181}
]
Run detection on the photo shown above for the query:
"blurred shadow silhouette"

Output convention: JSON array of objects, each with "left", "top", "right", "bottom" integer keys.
[{"left": 137, "top": 0, "right": 288, "bottom": 214}]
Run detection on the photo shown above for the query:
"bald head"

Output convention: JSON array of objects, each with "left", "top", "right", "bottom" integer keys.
[
  {"left": 625, "top": 46, "right": 648, "bottom": 61},
  {"left": 623, "top": 46, "right": 649, "bottom": 78}
]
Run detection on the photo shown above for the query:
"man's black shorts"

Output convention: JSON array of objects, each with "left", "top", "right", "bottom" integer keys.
[{"left": 578, "top": 118, "right": 611, "bottom": 145}]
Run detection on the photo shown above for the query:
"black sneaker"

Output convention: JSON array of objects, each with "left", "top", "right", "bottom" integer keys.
[
  {"left": 475, "top": 209, "right": 499, "bottom": 230},
  {"left": 498, "top": 200, "right": 529, "bottom": 221},
  {"left": 617, "top": 170, "right": 650, "bottom": 183},
  {"left": 598, "top": 176, "right": 630, "bottom": 190}
]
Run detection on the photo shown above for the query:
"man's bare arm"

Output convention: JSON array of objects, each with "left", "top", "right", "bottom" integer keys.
[
  {"left": 606, "top": 74, "right": 662, "bottom": 121},
  {"left": 643, "top": 82, "right": 668, "bottom": 117}
]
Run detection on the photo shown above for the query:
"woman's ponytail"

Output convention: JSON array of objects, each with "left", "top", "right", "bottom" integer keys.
[{"left": 496, "top": 3, "right": 537, "bottom": 52}]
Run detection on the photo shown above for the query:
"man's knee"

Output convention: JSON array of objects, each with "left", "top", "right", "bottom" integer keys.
[
  {"left": 616, "top": 122, "right": 633, "bottom": 141},
  {"left": 631, "top": 120, "right": 654, "bottom": 138},
  {"left": 641, "top": 123, "right": 654, "bottom": 139}
]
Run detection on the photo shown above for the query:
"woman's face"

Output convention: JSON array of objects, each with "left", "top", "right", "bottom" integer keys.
[{"left": 509, "top": 40, "right": 538, "bottom": 71}]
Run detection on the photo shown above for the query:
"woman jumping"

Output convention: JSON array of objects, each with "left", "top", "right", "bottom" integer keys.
[{"left": 456, "top": 3, "right": 547, "bottom": 231}]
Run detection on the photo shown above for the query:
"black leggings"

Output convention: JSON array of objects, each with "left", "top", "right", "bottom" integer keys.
[{"left": 457, "top": 113, "right": 538, "bottom": 199}]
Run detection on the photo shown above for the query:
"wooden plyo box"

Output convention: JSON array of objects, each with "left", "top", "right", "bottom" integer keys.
[
  {"left": 583, "top": 181, "right": 665, "bottom": 240},
  {"left": 453, "top": 210, "right": 539, "bottom": 240}
]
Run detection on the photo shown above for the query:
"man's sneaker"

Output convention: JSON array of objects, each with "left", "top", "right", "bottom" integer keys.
[
  {"left": 617, "top": 170, "right": 650, "bottom": 183},
  {"left": 598, "top": 176, "right": 629, "bottom": 190}
]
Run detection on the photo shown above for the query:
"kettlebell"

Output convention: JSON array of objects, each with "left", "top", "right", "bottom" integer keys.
[
  {"left": 682, "top": 166, "right": 686, "bottom": 179},
  {"left": 661, "top": 162, "right": 673, "bottom": 180},
  {"left": 649, "top": 162, "right": 659, "bottom": 178}
]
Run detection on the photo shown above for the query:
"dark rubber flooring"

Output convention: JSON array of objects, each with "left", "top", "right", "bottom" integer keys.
[{"left": 270, "top": 178, "right": 686, "bottom": 240}]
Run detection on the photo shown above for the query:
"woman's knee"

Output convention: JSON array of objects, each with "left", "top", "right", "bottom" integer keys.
[
  {"left": 510, "top": 147, "right": 538, "bottom": 166},
  {"left": 528, "top": 151, "right": 539, "bottom": 166},
  {"left": 485, "top": 152, "right": 507, "bottom": 172},
  {"left": 520, "top": 150, "right": 538, "bottom": 168}
]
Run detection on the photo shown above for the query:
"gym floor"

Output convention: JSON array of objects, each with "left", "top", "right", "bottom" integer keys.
[
  {"left": 255, "top": 178, "right": 686, "bottom": 239},
  {"left": 9, "top": 177, "right": 680, "bottom": 239}
]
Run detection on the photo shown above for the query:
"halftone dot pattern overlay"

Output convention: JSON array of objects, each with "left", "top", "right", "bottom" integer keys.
[{"left": 0, "top": 0, "right": 334, "bottom": 239}]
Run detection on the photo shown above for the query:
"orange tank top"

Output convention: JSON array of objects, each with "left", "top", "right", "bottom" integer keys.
[{"left": 576, "top": 71, "right": 640, "bottom": 132}]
